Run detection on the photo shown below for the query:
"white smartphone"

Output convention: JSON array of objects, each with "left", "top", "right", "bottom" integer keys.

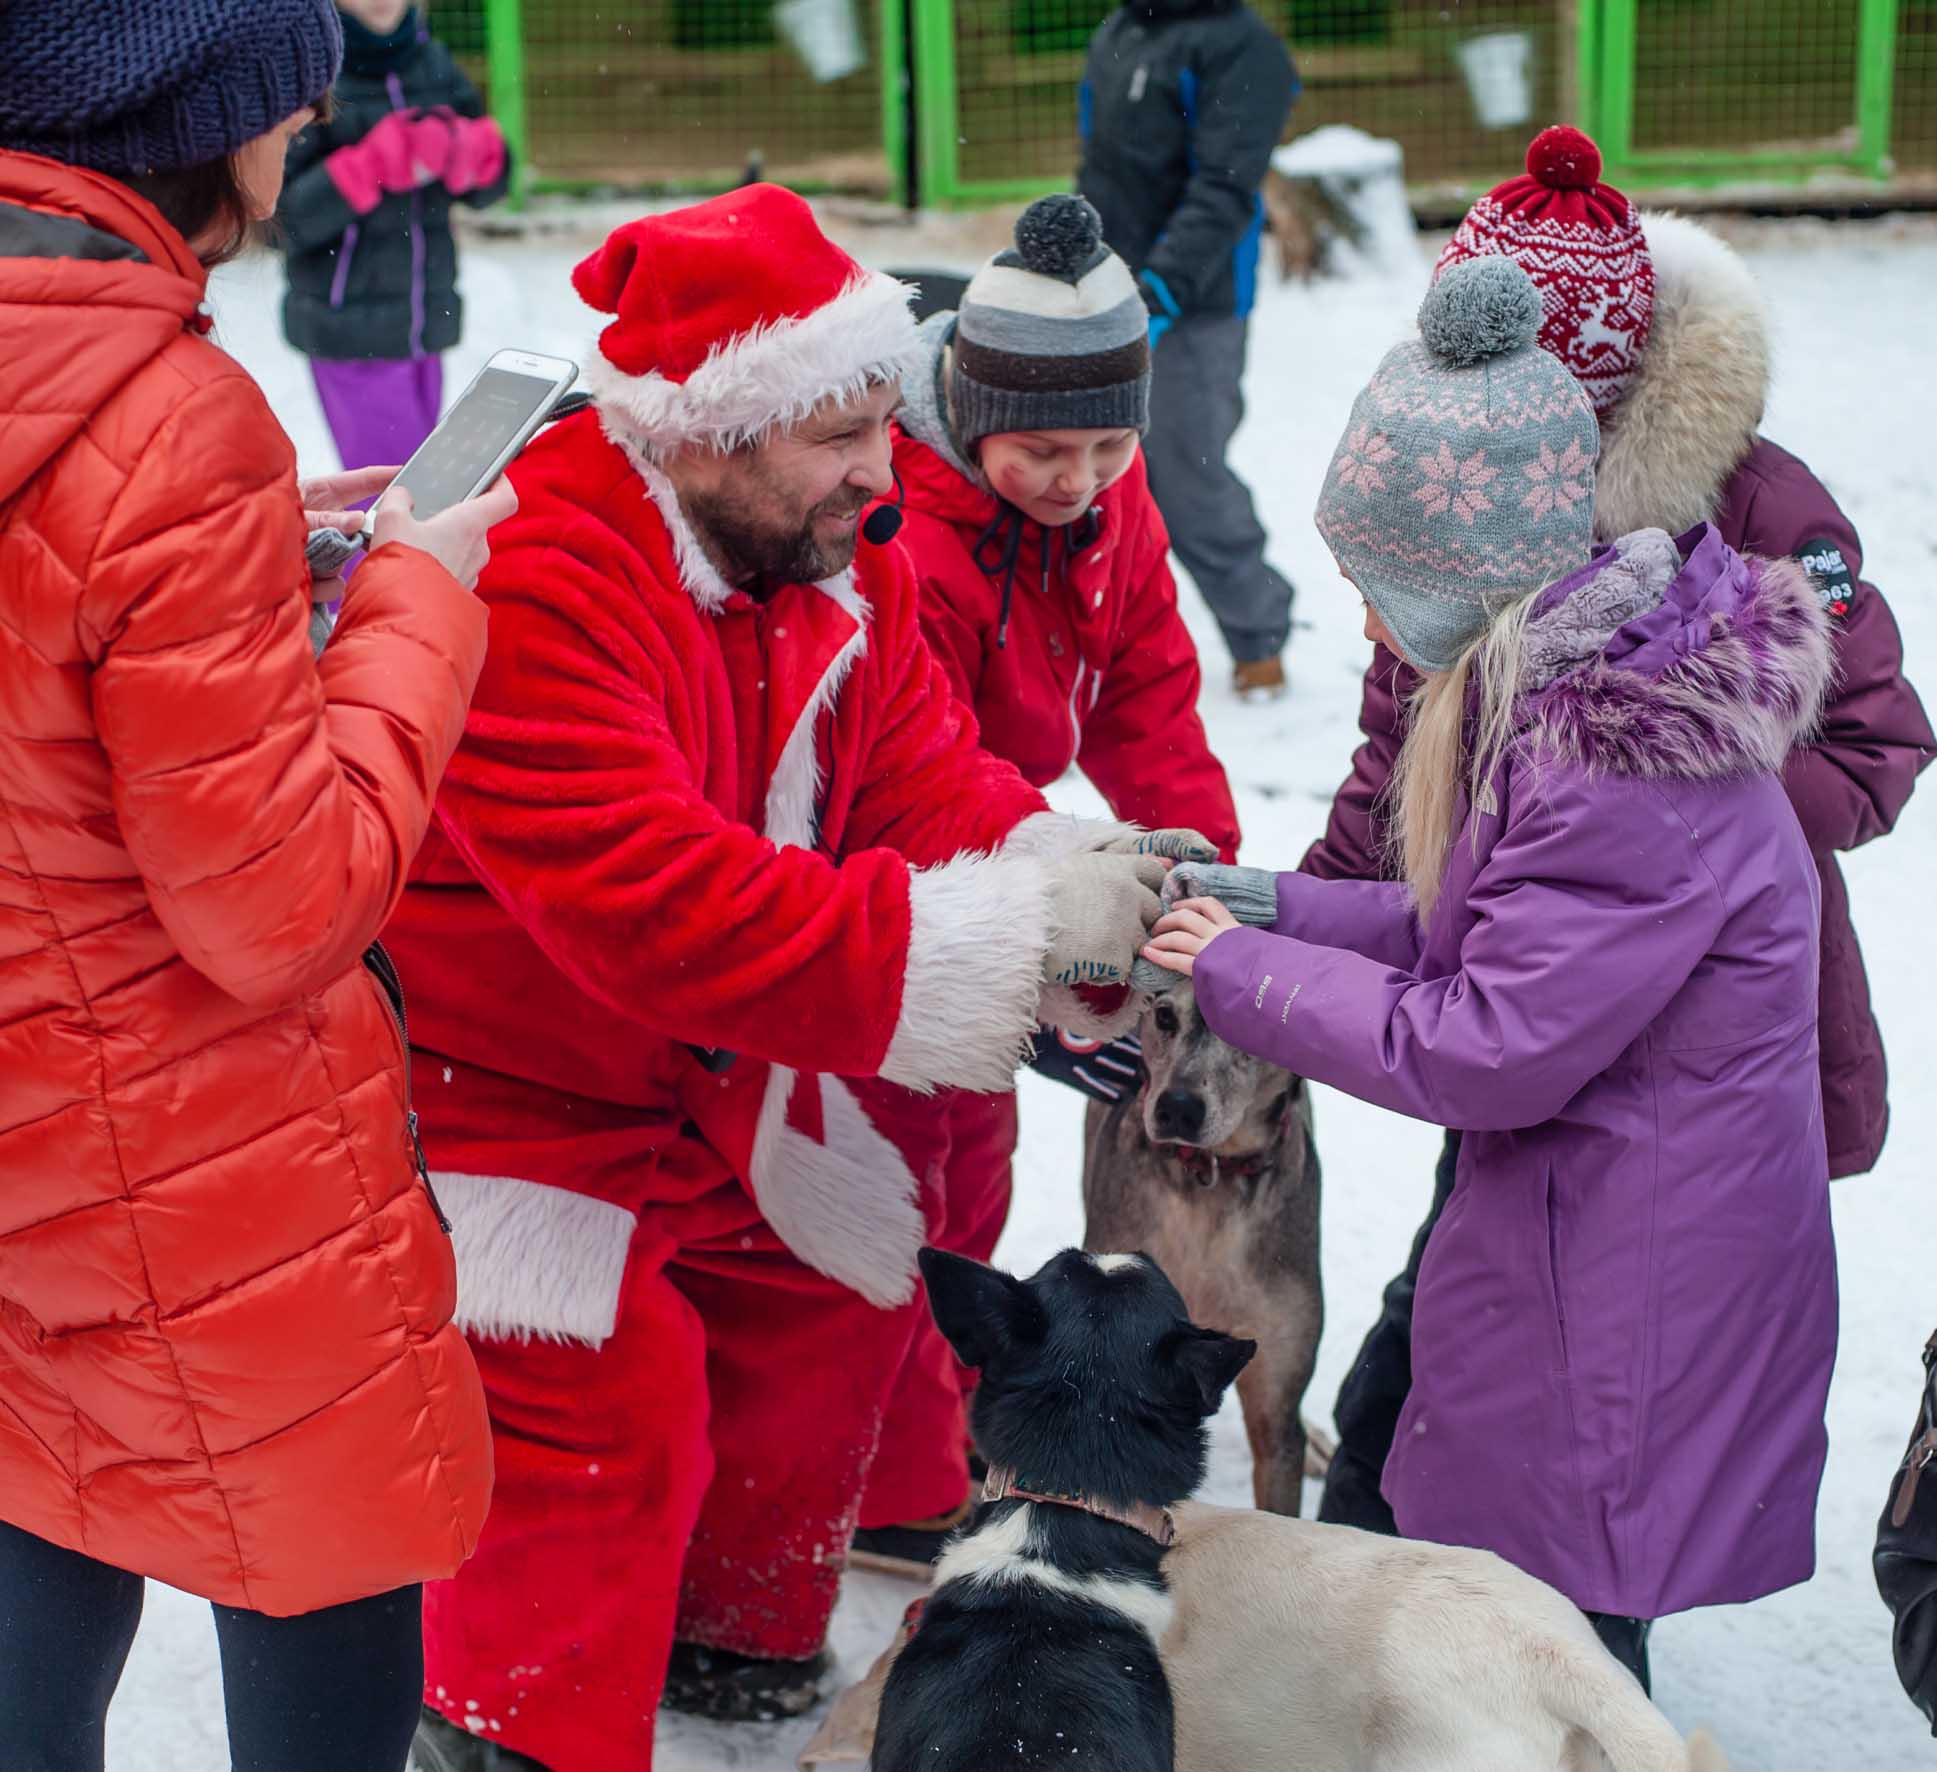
[{"left": 385, "top": 348, "right": 579, "bottom": 522}]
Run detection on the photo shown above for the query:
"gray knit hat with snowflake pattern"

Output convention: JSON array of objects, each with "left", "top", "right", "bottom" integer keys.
[{"left": 1315, "top": 256, "right": 1601, "bottom": 673}]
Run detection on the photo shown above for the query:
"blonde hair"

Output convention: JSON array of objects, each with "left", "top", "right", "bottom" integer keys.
[{"left": 1383, "top": 592, "right": 1539, "bottom": 921}]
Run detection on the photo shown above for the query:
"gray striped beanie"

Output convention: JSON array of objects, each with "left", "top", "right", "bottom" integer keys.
[
  {"left": 951, "top": 195, "right": 1150, "bottom": 449},
  {"left": 1315, "top": 256, "right": 1602, "bottom": 674}
]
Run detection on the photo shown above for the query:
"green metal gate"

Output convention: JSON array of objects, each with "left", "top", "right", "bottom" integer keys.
[{"left": 1585, "top": 0, "right": 1902, "bottom": 187}]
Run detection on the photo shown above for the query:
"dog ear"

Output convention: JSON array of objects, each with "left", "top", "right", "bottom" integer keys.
[
  {"left": 919, "top": 1247, "right": 1045, "bottom": 1370},
  {"left": 1161, "top": 1326, "right": 1257, "bottom": 1415}
]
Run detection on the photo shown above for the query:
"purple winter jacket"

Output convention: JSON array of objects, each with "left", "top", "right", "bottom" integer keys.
[
  {"left": 1198, "top": 527, "right": 1839, "bottom": 1618},
  {"left": 1304, "top": 440, "right": 1931, "bottom": 1177}
]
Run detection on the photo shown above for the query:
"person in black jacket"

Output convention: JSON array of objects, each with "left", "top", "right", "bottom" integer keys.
[
  {"left": 1078, "top": 0, "right": 1300, "bottom": 698},
  {"left": 278, "top": 1, "right": 512, "bottom": 475}
]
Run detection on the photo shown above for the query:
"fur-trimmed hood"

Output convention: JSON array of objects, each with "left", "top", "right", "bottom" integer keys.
[
  {"left": 1522, "top": 525, "right": 1830, "bottom": 782},
  {"left": 1594, "top": 213, "right": 1770, "bottom": 539}
]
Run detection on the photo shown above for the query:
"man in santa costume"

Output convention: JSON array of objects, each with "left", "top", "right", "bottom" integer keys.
[{"left": 391, "top": 186, "right": 1203, "bottom": 1772}]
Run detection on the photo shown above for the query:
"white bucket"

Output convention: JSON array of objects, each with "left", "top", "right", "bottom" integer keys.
[
  {"left": 1456, "top": 30, "right": 1535, "bottom": 131},
  {"left": 776, "top": 0, "right": 866, "bottom": 83}
]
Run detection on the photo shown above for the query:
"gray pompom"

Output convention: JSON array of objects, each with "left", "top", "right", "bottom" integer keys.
[
  {"left": 1417, "top": 257, "right": 1543, "bottom": 368},
  {"left": 1014, "top": 194, "right": 1104, "bottom": 280}
]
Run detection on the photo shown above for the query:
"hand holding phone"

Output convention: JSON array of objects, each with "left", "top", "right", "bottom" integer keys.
[
  {"left": 371, "top": 478, "right": 519, "bottom": 592},
  {"left": 384, "top": 349, "right": 577, "bottom": 524}
]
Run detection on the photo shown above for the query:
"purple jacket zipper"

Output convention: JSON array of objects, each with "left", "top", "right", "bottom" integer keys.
[{"left": 328, "top": 221, "right": 358, "bottom": 308}]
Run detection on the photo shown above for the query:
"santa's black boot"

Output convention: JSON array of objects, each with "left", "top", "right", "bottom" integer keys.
[
  {"left": 411, "top": 1704, "right": 550, "bottom": 1772},
  {"left": 659, "top": 1640, "right": 834, "bottom": 1723}
]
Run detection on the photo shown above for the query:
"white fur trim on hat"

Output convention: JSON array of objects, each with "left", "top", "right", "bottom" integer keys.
[{"left": 586, "top": 269, "right": 920, "bottom": 455}]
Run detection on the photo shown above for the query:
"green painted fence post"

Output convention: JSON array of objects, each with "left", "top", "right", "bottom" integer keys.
[
  {"left": 1856, "top": 0, "right": 1902, "bottom": 179},
  {"left": 911, "top": 0, "right": 960, "bottom": 209},
  {"left": 1596, "top": 0, "right": 1638, "bottom": 183},
  {"left": 1570, "top": 0, "right": 1603, "bottom": 143},
  {"left": 483, "top": 0, "right": 529, "bottom": 210},
  {"left": 881, "top": 0, "right": 910, "bottom": 209}
]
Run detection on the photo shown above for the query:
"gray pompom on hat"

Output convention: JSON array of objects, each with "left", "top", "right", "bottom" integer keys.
[
  {"left": 950, "top": 194, "right": 1151, "bottom": 451},
  {"left": 1315, "top": 256, "right": 1601, "bottom": 673}
]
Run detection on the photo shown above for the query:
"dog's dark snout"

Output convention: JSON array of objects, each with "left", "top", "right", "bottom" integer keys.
[{"left": 1152, "top": 1088, "right": 1207, "bottom": 1143}]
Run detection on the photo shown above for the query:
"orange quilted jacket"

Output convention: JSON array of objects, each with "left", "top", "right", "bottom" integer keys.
[{"left": 0, "top": 152, "right": 492, "bottom": 1615}]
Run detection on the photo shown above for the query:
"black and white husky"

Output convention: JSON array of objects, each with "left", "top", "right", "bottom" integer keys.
[{"left": 870, "top": 1246, "right": 1254, "bottom": 1772}]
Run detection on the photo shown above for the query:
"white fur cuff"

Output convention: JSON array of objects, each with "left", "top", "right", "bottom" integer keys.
[
  {"left": 437, "top": 1173, "right": 637, "bottom": 1348},
  {"left": 997, "top": 810, "right": 1138, "bottom": 862},
  {"left": 880, "top": 848, "right": 1054, "bottom": 1093}
]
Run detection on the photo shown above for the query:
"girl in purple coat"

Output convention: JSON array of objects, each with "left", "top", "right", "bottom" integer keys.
[
  {"left": 1308, "top": 125, "right": 1930, "bottom": 1551},
  {"left": 1142, "top": 258, "right": 1840, "bottom": 1691}
]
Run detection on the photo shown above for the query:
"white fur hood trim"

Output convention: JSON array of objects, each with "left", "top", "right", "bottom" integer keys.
[{"left": 1596, "top": 212, "right": 1771, "bottom": 540}]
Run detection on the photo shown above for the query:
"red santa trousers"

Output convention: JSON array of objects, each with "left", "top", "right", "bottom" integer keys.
[
  {"left": 421, "top": 1151, "right": 927, "bottom": 1771},
  {"left": 858, "top": 1089, "right": 1019, "bottom": 1529}
]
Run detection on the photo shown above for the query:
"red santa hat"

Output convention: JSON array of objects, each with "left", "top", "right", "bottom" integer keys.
[
  {"left": 1434, "top": 126, "right": 1655, "bottom": 417},
  {"left": 573, "top": 183, "right": 919, "bottom": 454}
]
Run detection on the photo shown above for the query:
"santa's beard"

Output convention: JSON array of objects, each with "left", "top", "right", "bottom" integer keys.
[{"left": 684, "top": 476, "right": 869, "bottom": 588}]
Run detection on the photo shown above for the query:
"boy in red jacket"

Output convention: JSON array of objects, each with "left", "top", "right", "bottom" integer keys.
[{"left": 853, "top": 195, "right": 1241, "bottom": 1572}]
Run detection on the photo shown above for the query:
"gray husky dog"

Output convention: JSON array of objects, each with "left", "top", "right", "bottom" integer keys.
[{"left": 1083, "top": 977, "right": 1322, "bottom": 1516}]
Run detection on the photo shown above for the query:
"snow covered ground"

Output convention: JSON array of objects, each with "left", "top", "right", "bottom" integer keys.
[{"left": 109, "top": 208, "right": 1937, "bottom": 1768}]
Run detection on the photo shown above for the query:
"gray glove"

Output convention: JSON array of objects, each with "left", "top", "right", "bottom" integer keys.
[
  {"left": 1090, "top": 827, "right": 1220, "bottom": 864},
  {"left": 1126, "top": 863, "right": 1278, "bottom": 997},
  {"left": 1042, "top": 852, "right": 1169, "bottom": 989},
  {"left": 1162, "top": 862, "right": 1279, "bottom": 925}
]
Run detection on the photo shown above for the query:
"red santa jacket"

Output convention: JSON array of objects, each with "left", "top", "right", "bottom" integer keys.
[
  {"left": 888, "top": 409, "right": 1239, "bottom": 860},
  {"left": 382, "top": 410, "right": 1061, "bottom": 1337}
]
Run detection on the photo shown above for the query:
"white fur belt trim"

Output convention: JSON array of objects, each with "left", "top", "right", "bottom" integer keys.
[
  {"left": 435, "top": 1173, "right": 637, "bottom": 1348},
  {"left": 748, "top": 1068, "right": 924, "bottom": 1309}
]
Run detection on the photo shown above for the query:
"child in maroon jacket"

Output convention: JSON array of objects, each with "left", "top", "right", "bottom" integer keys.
[
  {"left": 853, "top": 196, "right": 1240, "bottom": 1574},
  {"left": 1312, "top": 128, "right": 1933, "bottom": 1538}
]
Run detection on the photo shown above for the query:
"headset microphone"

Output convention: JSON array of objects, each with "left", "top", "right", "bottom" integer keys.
[{"left": 861, "top": 466, "right": 906, "bottom": 545}]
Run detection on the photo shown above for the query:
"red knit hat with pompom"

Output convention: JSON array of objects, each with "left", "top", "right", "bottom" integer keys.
[{"left": 1433, "top": 126, "right": 1654, "bottom": 417}]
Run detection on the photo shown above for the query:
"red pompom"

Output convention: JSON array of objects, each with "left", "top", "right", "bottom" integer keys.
[{"left": 1526, "top": 125, "right": 1603, "bottom": 191}]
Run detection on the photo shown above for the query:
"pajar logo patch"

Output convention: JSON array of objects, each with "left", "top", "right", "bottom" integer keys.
[{"left": 1798, "top": 538, "right": 1857, "bottom": 619}]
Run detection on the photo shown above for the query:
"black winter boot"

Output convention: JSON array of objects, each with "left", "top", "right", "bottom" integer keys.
[
  {"left": 1585, "top": 1613, "right": 1655, "bottom": 1695},
  {"left": 1318, "top": 1130, "right": 1461, "bottom": 1532},
  {"left": 659, "top": 1640, "right": 834, "bottom": 1723},
  {"left": 411, "top": 1704, "right": 550, "bottom": 1771}
]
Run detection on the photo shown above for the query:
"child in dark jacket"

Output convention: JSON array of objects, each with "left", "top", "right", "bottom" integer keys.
[
  {"left": 278, "top": 0, "right": 512, "bottom": 472},
  {"left": 1305, "top": 127, "right": 1933, "bottom": 1541},
  {"left": 1078, "top": 0, "right": 1300, "bottom": 696}
]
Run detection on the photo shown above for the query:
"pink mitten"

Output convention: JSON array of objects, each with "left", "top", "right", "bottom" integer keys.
[
  {"left": 324, "top": 111, "right": 421, "bottom": 214},
  {"left": 403, "top": 110, "right": 457, "bottom": 182},
  {"left": 444, "top": 116, "right": 507, "bottom": 197}
]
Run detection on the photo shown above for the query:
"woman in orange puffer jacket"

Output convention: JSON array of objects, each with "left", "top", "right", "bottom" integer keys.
[{"left": 0, "top": 4, "right": 509, "bottom": 1768}]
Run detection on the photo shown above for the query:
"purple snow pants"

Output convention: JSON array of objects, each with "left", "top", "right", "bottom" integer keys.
[{"left": 310, "top": 354, "right": 444, "bottom": 474}]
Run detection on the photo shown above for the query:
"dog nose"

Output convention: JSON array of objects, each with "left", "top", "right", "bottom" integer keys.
[{"left": 1152, "top": 1088, "right": 1207, "bottom": 1143}]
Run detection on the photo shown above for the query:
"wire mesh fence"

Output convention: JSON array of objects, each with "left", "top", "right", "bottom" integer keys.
[
  {"left": 431, "top": 0, "right": 894, "bottom": 193},
  {"left": 1901, "top": 0, "right": 1937, "bottom": 170},
  {"left": 949, "top": 1, "right": 1572, "bottom": 197},
  {"left": 435, "top": 0, "right": 1937, "bottom": 204}
]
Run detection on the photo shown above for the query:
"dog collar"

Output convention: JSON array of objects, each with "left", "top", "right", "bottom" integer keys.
[{"left": 980, "top": 1466, "right": 1176, "bottom": 1548}]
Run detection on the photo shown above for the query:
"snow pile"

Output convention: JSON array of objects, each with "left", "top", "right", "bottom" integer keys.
[
  {"left": 103, "top": 212, "right": 1937, "bottom": 1770},
  {"left": 1272, "top": 124, "right": 1418, "bottom": 278}
]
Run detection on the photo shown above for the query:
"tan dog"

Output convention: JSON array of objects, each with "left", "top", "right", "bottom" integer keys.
[{"left": 802, "top": 1507, "right": 1729, "bottom": 1771}]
